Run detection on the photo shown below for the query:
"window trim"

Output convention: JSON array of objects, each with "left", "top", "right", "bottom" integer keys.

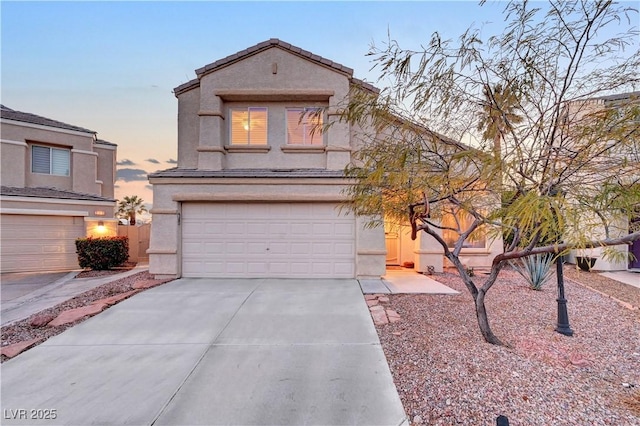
[
  {"left": 229, "top": 107, "right": 268, "bottom": 146},
  {"left": 31, "top": 144, "right": 71, "bottom": 176},
  {"left": 285, "top": 107, "right": 324, "bottom": 146}
]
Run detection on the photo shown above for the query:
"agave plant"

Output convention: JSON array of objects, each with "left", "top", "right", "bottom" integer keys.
[{"left": 510, "top": 253, "right": 555, "bottom": 290}]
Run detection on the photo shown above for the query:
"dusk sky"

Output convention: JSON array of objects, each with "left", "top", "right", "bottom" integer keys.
[{"left": 2, "top": 1, "right": 636, "bottom": 208}]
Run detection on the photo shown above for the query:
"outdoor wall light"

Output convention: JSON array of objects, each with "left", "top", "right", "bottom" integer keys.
[{"left": 97, "top": 221, "right": 105, "bottom": 231}]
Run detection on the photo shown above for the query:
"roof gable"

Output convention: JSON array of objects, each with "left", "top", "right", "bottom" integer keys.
[
  {"left": 196, "top": 38, "right": 354, "bottom": 79},
  {"left": 174, "top": 39, "right": 378, "bottom": 95}
]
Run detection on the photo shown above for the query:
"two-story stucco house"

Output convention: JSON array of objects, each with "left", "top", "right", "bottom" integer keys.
[
  {"left": 148, "top": 39, "right": 502, "bottom": 279},
  {"left": 1, "top": 105, "right": 118, "bottom": 273},
  {"left": 563, "top": 91, "right": 640, "bottom": 271}
]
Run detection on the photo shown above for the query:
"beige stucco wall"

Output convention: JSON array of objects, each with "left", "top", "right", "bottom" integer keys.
[
  {"left": 176, "top": 47, "right": 353, "bottom": 173},
  {"left": 94, "top": 144, "right": 117, "bottom": 199},
  {"left": 0, "top": 140, "right": 27, "bottom": 187},
  {"left": 177, "top": 87, "right": 201, "bottom": 169},
  {"left": 0, "top": 119, "right": 107, "bottom": 196}
]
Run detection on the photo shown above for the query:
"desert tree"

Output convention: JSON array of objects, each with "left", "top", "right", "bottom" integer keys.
[
  {"left": 117, "top": 195, "right": 148, "bottom": 226},
  {"left": 336, "top": 0, "right": 640, "bottom": 345}
]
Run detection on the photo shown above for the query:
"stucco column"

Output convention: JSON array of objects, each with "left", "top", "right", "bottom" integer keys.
[
  {"left": 414, "top": 228, "right": 444, "bottom": 273},
  {"left": 148, "top": 184, "right": 181, "bottom": 278},
  {"left": 355, "top": 215, "right": 386, "bottom": 278},
  {"left": 197, "top": 93, "right": 225, "bottom": 170}
]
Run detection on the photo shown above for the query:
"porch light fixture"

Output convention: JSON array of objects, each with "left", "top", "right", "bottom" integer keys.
[{"left": 97, "top": 221, "right": 105, "bottom": 231}]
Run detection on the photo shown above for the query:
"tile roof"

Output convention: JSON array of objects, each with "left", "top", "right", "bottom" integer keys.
[
  {"left": 95, "top": 139, "right": 117, "bottom": 147},
  {"left": 599, "top": 91, "right": 640, "bottom": 102},
  {"left": 0, "top": 186, "right": 115, "bottom": 202},
  {"left": 173, "top": 38, "right": 379, "bottom": 95},
  {"left": 195, "top": 38, "right": 353, "bottom": 78},
  {"left": 0, "top": 105, "right": 96, "bottom": 134},
  {"left": 148, "top": 168, "right": 347, "bottom": 179}
]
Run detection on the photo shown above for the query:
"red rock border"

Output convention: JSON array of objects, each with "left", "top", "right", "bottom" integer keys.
[{"left": 365, "top": 294, "right": 401, "bottom": 325}]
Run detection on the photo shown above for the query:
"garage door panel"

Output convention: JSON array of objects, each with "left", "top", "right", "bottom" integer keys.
[
  {"left": 290, "top": 242, "right": 310, "bottom": 254},
  {"left": 335, "top": 242, "right": 355, "bottom": 255},
  {"left": 204, "top": 242, "right": 224, "bottom": 254},
  {"left": 1, "top": 214, "right": 83, "bottom": 273},
  {"left": 181, "top": 203, "right": 355, "bottom": 278}
]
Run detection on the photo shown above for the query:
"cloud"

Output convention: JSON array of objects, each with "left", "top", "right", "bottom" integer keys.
[
  {"left": 116, "top": 168, "right": 148, "bottom": 182},
  {"left": 166, "top": 158, "right": 177, "bottom": 164},
  {"left": 117, "top": 159, "right": 136, "bottom": 166},
  {"left": 146, "top": 158, "right": 160, "bottom": 164}
]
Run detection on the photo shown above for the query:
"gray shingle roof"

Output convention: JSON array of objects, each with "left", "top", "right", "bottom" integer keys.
[
  {"left": 0, "top": 105, "right": 96, "bottom": 134},
  {"left": 173, "top": 38, "right": 379, "bottom": 95},
  {"left": 0, "top": 186, "right": 115, "bottom": 202},
  {"left": 149, "top": 168, "right": 347, "bottom": 179}
]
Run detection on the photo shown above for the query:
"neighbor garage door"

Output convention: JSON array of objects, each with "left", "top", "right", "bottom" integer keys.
[
  {"left": 181, "top": 202, "right": 355, "bottom": 278},
  {"left": 0, "top": 214, "right": 84, "bottom": 273}
]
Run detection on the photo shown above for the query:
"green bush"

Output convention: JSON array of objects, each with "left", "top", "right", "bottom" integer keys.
[{"left": 75, "top": 236, "right": 129, "bottom": 270}]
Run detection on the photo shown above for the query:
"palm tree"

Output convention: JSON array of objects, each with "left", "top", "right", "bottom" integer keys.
[
  {"left": 477, "top": 83, "right": 523, "bottom": 160},
  {"left": 117, "top": 195, "right": 148, "bottom": 225}
]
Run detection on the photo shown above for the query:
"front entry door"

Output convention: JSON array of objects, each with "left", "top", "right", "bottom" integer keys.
[
  {"left": 630, "top": 217, "right": 640, "bottom": 270},
  {"left": 385, "top": 223, "right": 400, "bottom": 265}
]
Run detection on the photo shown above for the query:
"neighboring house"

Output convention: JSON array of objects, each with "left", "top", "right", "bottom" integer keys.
[
  {"left": 563, "top": 92, "right": 640, "bottom": 271},
  {"left": 0, "top": 105, "right": 118, "bottom": 273},
  {"left": 148, "top": 39, "right": 501, "bottom": 279}
]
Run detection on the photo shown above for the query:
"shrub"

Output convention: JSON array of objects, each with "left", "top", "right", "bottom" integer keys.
[
  {"left": 510, "top": 253, "right": 555, "bottom": 290},
  {"left": 76, "top": 236, "right": 129, "bottom": 270}
]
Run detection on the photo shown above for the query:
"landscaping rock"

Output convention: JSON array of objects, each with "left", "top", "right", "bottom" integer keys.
[
  {"left": 48, "top": 303, "right": 108, "bottom": 327},
  {"left": 132, "top": 279, "right": 165, "bottom": 290},
  {"left": 386, "top": 309, "right": 401, "bottom": 323},
  {"left": 30, "top": 313, "right": 56, "bottom": 328},
  {"left": 370, "top": 308, "right": 389, "bottom": 325},
  {"left": 1, "top": 338, "right": 42, "bottom": 359},
  {"left": 95, "top": 290, "right": 140, "bottom": 306},
  {"left": 366, "top": 299, "right": 379, "bottom": 307},
  {"left": 378, "top": 296, "right": 390, "bottom": 303}
]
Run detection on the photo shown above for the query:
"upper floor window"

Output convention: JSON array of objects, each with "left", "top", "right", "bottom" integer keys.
[
  {"left": 32, "top": 145, "right": 70, "bottom": 176},
  {"left": 230, "top": 107, "right": 268, "bottom": 145},
  {"left": 286, "top": 108, "right": 323, "bottom": 145}
]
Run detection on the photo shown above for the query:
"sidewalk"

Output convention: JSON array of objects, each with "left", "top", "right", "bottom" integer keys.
[
  {"left": 599, "top": 270, "right": 640, "bottom": 289},
  {"left": 359, "top": 269, "right": 459, "bottom": 294},
  {"left": 1, "top": 264, "right": 148, "bottom": 326}
]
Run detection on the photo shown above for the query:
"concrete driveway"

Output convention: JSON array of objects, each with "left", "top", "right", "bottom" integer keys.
[{"left": 1, "top": 277, "right": 408, "bottom": 425}]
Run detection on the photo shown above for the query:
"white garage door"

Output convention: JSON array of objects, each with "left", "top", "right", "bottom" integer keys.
[
  {"left": 182, "top": 202, "right": 355, "bottom": 278},
  {"left": 1, "top": 214, "right": 84, "bottom": 273}
]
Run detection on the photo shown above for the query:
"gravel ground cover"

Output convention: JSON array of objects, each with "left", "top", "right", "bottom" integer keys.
[{"left": 376, "top": 266, "right": 640, "bottom": 425}]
